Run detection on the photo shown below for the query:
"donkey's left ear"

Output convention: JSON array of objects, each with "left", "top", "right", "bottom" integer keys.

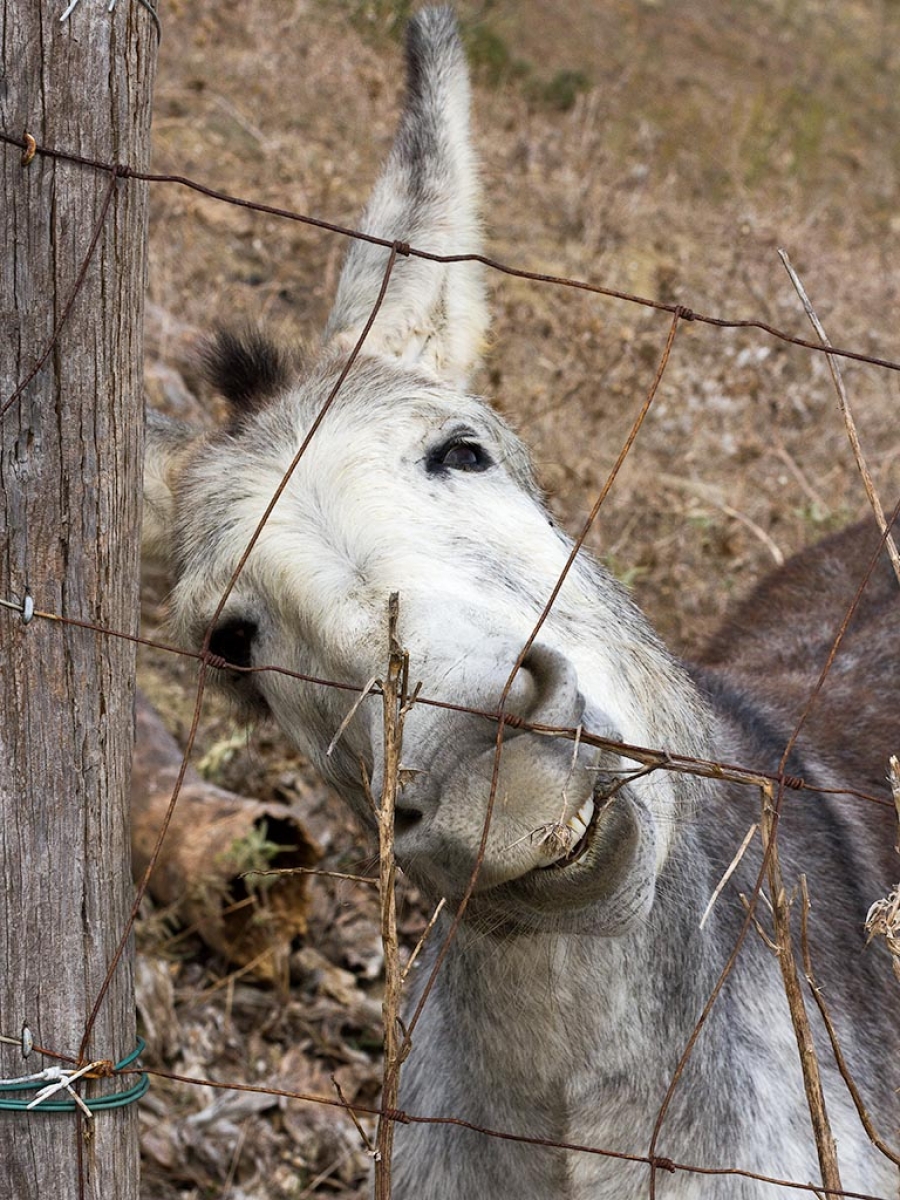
[
  {"left": 324, "top": 7, "right": 488, "bottom": 388},
  {"left": 142, "top": 410, "right": 201, "bottom": 567}
]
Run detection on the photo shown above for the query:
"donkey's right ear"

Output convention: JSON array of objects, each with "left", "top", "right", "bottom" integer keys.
[
  {"left": 142, "top": 410, "right": 199, "bottom": 567},
  {"left": 324, "top": 7, "right": 488, "bottom": 388}
]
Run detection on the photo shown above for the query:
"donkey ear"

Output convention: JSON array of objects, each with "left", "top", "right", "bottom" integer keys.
[
  {"left": 142, "top": 410, "right": 200, "bottom": 567},
  {"left": 324, "top": 7, "right": 488, "bottom": 387}
]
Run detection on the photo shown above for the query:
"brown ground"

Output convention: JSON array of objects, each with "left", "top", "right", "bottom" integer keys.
[{"left": 138, "top": 2, "right": 900, "bottom": 1195}]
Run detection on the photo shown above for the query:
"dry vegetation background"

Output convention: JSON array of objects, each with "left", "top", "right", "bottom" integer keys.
[{"left": 137, "top": 1, "right": 900, "bottom": 1196}]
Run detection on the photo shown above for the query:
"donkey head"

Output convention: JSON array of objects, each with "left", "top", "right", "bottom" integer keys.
[{"left": 144, "top": 7, "right": 710, "bottom": 933}]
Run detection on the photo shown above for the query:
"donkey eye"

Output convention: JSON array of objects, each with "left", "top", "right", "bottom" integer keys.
[
  {"left": 427, "top": 438, "right": 493, "bottom": 474},
  {"left": 208, "top": 618, "right": 257, "bottom": 670}
]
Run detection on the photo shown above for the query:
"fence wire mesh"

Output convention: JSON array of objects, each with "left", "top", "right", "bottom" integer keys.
[{"left": 1, "top": 12, "right": 899, "bottom": 1197}]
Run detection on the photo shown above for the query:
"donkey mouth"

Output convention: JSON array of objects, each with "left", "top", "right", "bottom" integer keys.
[
  {"left": 491, "top": 779, "right": 652, "bottom": 929},
  {"left": 537, "top": 789, "right": 605, "bottom": 873}
]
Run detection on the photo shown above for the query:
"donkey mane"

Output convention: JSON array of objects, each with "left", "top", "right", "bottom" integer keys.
[{"left": 202, "top": 328, "right": 295, "bottom": 422}]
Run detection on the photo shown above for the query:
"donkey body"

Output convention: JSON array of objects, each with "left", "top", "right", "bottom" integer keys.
[{"left": 145, "top": 9, "right": 899, "bottom": 1197}]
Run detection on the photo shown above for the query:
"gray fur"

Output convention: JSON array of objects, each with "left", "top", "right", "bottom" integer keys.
[{"left": 144, "top": 9, "right": 899, "bottom": 1197}]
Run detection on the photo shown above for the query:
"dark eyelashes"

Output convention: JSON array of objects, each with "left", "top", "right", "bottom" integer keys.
[{"left": 425, "top": 435, "right": 494, "bottom": 475}]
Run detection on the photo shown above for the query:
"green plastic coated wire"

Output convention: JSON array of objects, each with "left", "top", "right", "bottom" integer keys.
[{"left": 0, "top": 1039, "right": 149, "bottom": 1113}]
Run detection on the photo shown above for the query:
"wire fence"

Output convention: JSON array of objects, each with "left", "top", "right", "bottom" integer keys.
[{"left": 1, "top": 122, "right": 899, "bottom": 1200}]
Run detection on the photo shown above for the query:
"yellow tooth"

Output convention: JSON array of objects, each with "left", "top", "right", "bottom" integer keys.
[
  {"left": 567, "top": 815, "right": 588, "bottom": 841},
  {"left": 565, "top": 797, "right": 595, "bottom": 846}
]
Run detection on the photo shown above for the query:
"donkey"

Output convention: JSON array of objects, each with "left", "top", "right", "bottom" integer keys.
[{"left": 143, "top": 8, "right": 899, "bottom": 1197}]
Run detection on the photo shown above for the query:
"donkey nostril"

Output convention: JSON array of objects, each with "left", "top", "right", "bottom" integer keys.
[
  {"left": 394, "top": 807, "right": 424, "bottom": 835},
  {"left": 514, "top": 645, "right": 583, "bottom": 726}
]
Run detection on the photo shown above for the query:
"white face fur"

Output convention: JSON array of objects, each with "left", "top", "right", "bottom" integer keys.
[{"left": 145, "top": 9, "right": 711, "bottom": 931}]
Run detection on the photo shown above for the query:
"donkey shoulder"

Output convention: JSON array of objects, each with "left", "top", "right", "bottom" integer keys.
[{"left": 696, "top": 519, "right": 899, "bottom": 801}]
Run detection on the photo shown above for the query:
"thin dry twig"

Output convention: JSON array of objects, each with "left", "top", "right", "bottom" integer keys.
[
  {"left": 890, "top": 755, "right": 900, "bottom": 855},
  {"left": 220, "top": 1119, "right": 250, "bottom": 1199},
  {"left": 865, "top": 888, "right": 900, "bottom": 987},
  {"left": 699, "top": 823, "right": 758, "bottom": 930},
  {"left": 658, "top": 472, "right": 785, "bottom": 565},
  {"left": 778, "top": 249, "right": 900, "bottom": 585},
  {"left": 239, "top": 865, "right": 379, "bottom": 887},
  {"left": 333, "top": 1074, "right": 374, "bottom": 1154},
  {"left": 327, "top": 675, "right": 379, "bottom": 757},
  {"left": 862, "top": 756, "right": 900, "bottom": 984},
  {"left": 740, "top": 890, "right": 780, "bottom": 954},
  {"left": 774, "top": 443, "right": 832, "bottom": 519},
  {"left": 401, "top": 898, "right": 446, "bottom": 985}
]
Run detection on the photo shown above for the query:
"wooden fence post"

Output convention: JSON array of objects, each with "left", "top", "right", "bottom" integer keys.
[{"left": 0, "top": 4, "right": 157, "bottom": 1197}]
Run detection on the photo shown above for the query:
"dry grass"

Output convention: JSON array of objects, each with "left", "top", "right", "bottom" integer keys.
[{"left": 138, "top": 2, "right": 900, "bottom": 1195}]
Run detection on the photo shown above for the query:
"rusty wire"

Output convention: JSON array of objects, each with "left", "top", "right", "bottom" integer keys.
[
  {"left": 1, "top": 125, "right": 898, "bottom": 1200},
  {"left": 644, "top": 500, "right": 900, "bottom": 1197},
  {"left": 80, "top": 243, "right": 404, "bottom": 1059},
  {"left": 397, "top": 309, "right": 684, "bottom": 1057},
  {"left": 0, "top": 598, "right": 893, "bottom": 812},
  {"left": 3, "top": 129, "right": 900, "bottom": 426},
  {"left": 0, "top": 162, "right": 125, "bottom": 420}
]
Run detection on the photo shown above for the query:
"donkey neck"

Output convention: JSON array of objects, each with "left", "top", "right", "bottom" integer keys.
[{"left": 418, "top": 823, "right": 724, "bottom": 1092}]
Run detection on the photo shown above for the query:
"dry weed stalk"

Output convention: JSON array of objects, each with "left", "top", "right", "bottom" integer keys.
[
  {"left": 699, "top": 822, "right": 758, "bottom": 930},
  {"left": 758, "top": 783, "right": 843, "bottom": 1194},
  {"left": 243, "top": 865, "right": 379, "bottom": 886},
  {"left": 656, "top": 472, "right": 785, "bottom": 565},
  {"left": 333, "top": 1074, "right": 375, "bottom": 1155},
  {"left": 374, "top": 593, "right": 414, "bottom": 1199},
  {"left": 401, "top": 898, "right": 446, "bottom": 986},
  {"left": 864, "top": 755, "right": 900, "bottom": 984},
  {"left": 799, "top": 877, "right": 900, "bottom": 1169},
  {"left": 865, "top": 887, "right": 900, "bottom": 985},
  {"left": 778, "top": 250, "right": 900, "bottom": 584}
]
